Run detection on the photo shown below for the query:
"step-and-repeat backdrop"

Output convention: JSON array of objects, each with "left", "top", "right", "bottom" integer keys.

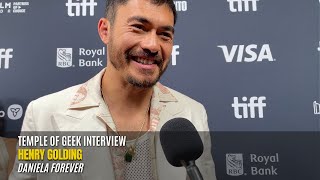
[{"left": 1, "top": 0, "right": 319, "bottom": 179}]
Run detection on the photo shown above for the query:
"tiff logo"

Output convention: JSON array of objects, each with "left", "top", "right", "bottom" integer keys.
[
  {"left": 171, "top": 45, "right": 180, "bottom": 66},
  {"left": 227, "top": 0, "right": 259, "bottom": 12},
  {"left": 66, "top": 0, "right": 97, "bottom": 17},
  {"left": 313, "top": 101, "right": 320, "bottom": 114},
  {"left": 232, "top": 96, "right": 266, "bottom": 119},
  {"left": 0, "top": 48, "right": 13, "bottom": 69},
  {"left": 226, "top": 154, "right": 244, "bottom": 176}
]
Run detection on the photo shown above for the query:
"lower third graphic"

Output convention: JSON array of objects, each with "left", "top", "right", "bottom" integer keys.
[{"left": 226, "top": 153, "right": 244, "bottom": 176}]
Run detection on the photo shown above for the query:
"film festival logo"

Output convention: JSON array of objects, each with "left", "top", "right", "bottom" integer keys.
[
  {"left": 313, "top": 101, "right": 320, "bottom": 114},
  {"left": 0, "top": 48, "right": 13, "bottom": 69},
  {"left": 173, "top": 1, "right": 188, "bottom": 12},
  {"left": 227, "top": 0, "right": 259, "bottom": 12},
  {"left": 226, "top": 153, "right": 244, "bottom": 176},
  {"left": 171, "top": 45, "right": 180, "bottom": 66},
  {"left": 218, "top": 44, "right": 275, "bottom": 63},
  {"left": 0, "top": 1, "right": 30, "bottom": 14},
  {"left": 232, "top": 96, "right": 267, "bottom": 119},
  {"left": 0, "top": 104, "right": 24, "bottom": 120},
  {"left": 57, "top": 48, "right": 73, "bottom": 68},
  {"left": 66, "top": 0, "right": 97, "bottom": 17}
]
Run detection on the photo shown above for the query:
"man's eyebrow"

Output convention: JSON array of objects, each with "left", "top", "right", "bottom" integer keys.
[
  {"left": 161, "top": 26, "right": 175, "bottom": 34},
  {"left": 127, "top": 16, "right": 151, "bottom": 24},
  {"left": 127, "top": 16, "right": 175, "bottom": 34}
]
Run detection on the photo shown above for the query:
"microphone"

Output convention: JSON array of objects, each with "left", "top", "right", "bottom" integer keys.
[{"left": 160, "top": 118, "right": 204, "bottom": 180}]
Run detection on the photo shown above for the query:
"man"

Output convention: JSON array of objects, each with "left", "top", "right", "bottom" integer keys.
[{"left": 10, "top": 0, "right": 217, "bottom": 179}]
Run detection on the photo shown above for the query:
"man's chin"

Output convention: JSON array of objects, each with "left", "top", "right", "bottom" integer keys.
[{"left": 127, "top": 76, "right": 159, "bottom": 88}]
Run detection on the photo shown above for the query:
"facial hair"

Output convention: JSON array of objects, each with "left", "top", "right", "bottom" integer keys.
[{"left": 108, "top": 35, "right": 169, "bottom": 88}]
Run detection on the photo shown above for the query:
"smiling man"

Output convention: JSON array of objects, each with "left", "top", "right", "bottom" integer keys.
[
  {"left": 9, "top": 0, "right": 216, "bottom": 180},
  {"left": 98, "top": 0, "right": 176, "bottom": 135}
]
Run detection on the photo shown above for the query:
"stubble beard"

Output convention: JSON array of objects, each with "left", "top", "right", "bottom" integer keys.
[{"left": 108, "top": 37, "right": 168, "bottom": 88}]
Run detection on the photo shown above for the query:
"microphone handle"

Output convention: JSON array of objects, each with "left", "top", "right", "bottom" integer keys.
[{"left": 182, "top": 161, "right": 204, "bottom": 180}]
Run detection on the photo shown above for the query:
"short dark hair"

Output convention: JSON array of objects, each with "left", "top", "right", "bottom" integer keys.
[{"left": 105, "top": 0, "right": 177, "bottom": 25}]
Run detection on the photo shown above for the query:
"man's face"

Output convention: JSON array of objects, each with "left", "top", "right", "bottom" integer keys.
[{"left": 106, "top": 0, "right": 174, "bottom": 88}]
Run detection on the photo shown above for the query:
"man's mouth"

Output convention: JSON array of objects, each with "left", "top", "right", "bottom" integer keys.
[{"left": 131, "top": 56, "right": 160, "bottom": 65}]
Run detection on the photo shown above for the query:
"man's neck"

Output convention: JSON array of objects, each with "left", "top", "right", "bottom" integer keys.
[{"left": 101, "top": 67, "right": 153, "bottom": 113}]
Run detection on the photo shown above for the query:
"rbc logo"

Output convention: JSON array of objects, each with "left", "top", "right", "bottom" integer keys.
[
  {"left": 57, "top": 48, "right": 73, "bottom": 68},
  {"left": 226, "top": 154, "right": 244, "bottom": 176},
  {"left": 227, "top": 0, "right": 259, "bottom": 12},
  {"left": 65, "top": 0, "right": 97, "bottom": 17},
  {"left": 232, "top": 96, "right": 266, "bottom": 119},
  {"left": 218, "top": 44, "right": 274, "bottom": 63},
  {"left": 0, "top": 48, "right": 13, "bottom": 69}
]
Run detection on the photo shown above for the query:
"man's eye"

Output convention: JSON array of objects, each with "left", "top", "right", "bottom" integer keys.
[
  {"left": 162, "top": 32, "right": 171, "bottom": 37},
  {"left": 160, "top": 32, "right": 172, "bottom": 40},
  {"left": 132, "top": 24, "right": 145, "bottom": 30}
]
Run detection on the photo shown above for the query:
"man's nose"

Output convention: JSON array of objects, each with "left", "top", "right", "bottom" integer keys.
[{"left": 140, "top": 31, "right": 160, "bottom": 55}]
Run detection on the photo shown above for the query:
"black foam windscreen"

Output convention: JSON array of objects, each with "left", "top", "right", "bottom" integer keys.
[{"left": 160, "top": 118, "right": 204, "bottom": 167}]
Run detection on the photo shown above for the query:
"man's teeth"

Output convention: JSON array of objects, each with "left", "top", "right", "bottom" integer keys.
[{"left": 135, "top": 58, "right": 154, "bottom": 65}]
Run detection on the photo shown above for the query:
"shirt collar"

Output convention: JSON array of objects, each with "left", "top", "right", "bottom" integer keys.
[{"left": 68, "top": 68, "right": 178, "bottom": 110}]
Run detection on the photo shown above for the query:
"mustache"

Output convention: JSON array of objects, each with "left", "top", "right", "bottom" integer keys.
[{"left": 125, "top": 49, "right": 163, "bottom": 64}]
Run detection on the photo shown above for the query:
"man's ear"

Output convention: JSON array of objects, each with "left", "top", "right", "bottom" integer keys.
[{"left": 98, "top": 18, "right": 110, "bottom": 44}]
